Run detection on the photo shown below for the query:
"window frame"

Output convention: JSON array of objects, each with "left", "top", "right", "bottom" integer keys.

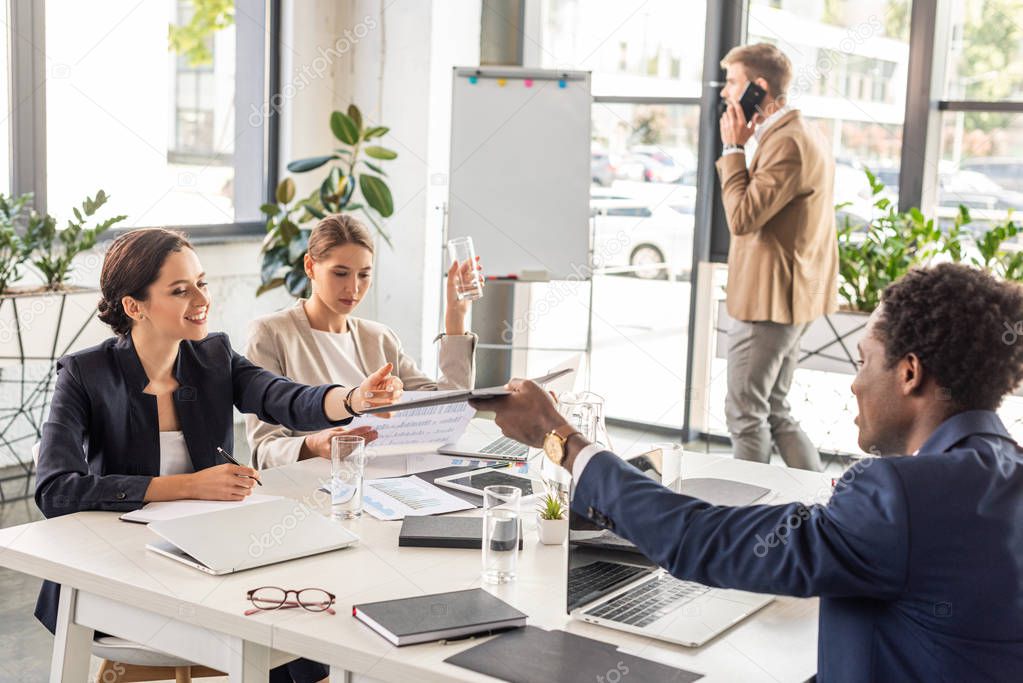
[{"left": 7, "top": 0, "right": 281, "bottom": 242}]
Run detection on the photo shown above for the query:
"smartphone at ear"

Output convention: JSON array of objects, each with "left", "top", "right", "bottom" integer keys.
[{"left": 738, "top": 82, "right": 767, "bottom": 125}]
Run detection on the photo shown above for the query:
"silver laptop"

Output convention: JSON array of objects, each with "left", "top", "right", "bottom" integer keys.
[
  {"left": 438, "top": 355, "right": 583, "bottom": 462},
  {"left": 567, "top": 454, "right": 774, "bottom": 647},
  {"left": 146, "top": 498, "right": 359, "bottom": 575}
]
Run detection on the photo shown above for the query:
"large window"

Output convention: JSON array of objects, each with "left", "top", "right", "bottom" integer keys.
[
  {"left": 44, "top": 0, "right": 249, "bottom": 227},
  {"left": 748, "top": 1, "right": 910, "bottom": 211},
  {"left": 540, "top": 0, "right": 705, "bottom": 98},
  {"left": 0, "top": 0, "right": 10, "bottom": 194},
  {"left": 536, "top": 1, "right": 705, "bottom": 429},
  {"left": 937, "top": 0, "right": 1023, "bottom": 229}
]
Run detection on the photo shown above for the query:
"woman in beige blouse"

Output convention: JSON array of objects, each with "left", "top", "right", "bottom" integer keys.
[{"left": 246, "top": 214, "right": 482, "bottom": 469}]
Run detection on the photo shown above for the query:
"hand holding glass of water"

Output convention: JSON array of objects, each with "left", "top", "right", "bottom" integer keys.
[
  {"left": 447, "top": 236, "right": 484, "bottom": 302},
  {"left": 331, "top": 435, "right": 366, "bottom": 519}
]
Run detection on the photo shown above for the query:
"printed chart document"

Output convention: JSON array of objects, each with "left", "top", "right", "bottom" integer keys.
[
  {"left": 350, "top": 391, "right": 475, "bottom": 455},
  {"left": 120, "top": 494, "right": 283, "bottom": 524},
  {"left": 361, "top": 475, "right": 475, "bottom": 521}
]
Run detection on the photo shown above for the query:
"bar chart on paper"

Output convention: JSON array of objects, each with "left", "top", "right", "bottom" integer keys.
[{"left": 362, "top": 476, "right": 475, "bottom": 521}]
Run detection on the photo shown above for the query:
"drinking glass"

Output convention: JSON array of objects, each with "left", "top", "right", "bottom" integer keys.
[
  {"left": 447, "top": 236, "right": 483, "bottom": 301},
  {"left": 331, "top": 435, "right": 366, "bottom": 519},
  {"left": 482, "top": 485, "right": 521, "bottom": 584}
]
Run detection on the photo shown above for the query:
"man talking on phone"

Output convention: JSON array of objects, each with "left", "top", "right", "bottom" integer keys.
[{"left": 716, "top": 43, "right": 837, "bottom": 471}]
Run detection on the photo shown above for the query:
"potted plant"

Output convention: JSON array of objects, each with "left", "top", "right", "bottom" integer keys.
[
  {"left": 257, "top": 104, "right": 398, "bottom": 299},
  {"left": 716, "top": 168, "right": 1002, "bottom": 375},
  {"left": 536, "top": 491, "right": 569, "bottom": 545},
  {"left": 0, "top": 189, "right": 125, "bottom": 502}
]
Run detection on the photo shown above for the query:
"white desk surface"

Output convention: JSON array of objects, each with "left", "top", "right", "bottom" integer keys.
[{"left": 0, "top": 449, "right": 826, "bottom": 683}]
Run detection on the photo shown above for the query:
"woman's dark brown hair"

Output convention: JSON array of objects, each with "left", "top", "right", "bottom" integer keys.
[
  {"left": 97, "top": 228, "right": 194, "bottom": 336},
  {"left": 307, "top": 214, "right": 375, "bottom": 261}
]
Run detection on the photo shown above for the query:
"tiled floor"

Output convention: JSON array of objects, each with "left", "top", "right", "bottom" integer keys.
[{"left": 0, "top": 422, "right": 845, "bottom": 682}]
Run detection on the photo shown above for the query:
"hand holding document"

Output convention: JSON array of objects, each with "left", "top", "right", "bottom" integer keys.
[
  {"left": 357, "top": 368, "right": 574, "bottom": 415},
  {"left": 349, "top": 391, "right": 475, "bottom": 455}
]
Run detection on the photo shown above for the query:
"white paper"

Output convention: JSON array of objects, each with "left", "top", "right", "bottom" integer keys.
[
  {"left": 350, "top": 391, "right": 475, "bottom": 455},
  {"left": 119, "top": 494, "right": 283, "bottom": 524},
  {"left": 361, "top": 475, "right": 475, "bottom": 521}
]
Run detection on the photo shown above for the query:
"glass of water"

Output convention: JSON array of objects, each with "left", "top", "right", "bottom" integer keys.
[
  {"left": 482, "top": 485, "right": 521, "bottom": 584},
  {"left": 446, "top": 236, "right": 483, "bottom": 301},
  {"left": 651, "top": 442, "right": 684, "bottom": 493},
  {"left": 331, "top": 435, "right": 366, "bottom": 519}
]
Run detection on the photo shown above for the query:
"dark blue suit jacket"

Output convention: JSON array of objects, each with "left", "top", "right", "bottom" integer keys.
[
  {"left": 33, "top": 332, "right": 351, "bottom": 632},
  {"left": 572, "top": 411, "right": 1023, "bottom": 682}
]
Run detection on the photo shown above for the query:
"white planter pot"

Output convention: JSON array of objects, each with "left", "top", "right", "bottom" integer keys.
[
  {"left": 536, "top": 515, "right": 568, "bottom": 545},
  {"left": 0, "top": 287, "right": 109, "bottom": 368}
]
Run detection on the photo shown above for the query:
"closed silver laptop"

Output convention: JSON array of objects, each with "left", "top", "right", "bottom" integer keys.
[{"left": 146, "top": 498, "right": 358, "bottom": 575}]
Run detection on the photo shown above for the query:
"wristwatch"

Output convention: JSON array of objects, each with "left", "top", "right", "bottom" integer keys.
[
  {"left": 543, "top": 425, "right": 583, "bottom": 468},
  {"left": 722, "top": 143, "right": 744, "bottom": 153}
]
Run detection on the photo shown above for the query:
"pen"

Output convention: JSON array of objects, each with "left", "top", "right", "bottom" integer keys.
[{"left": 216, "top": 446, "right": 263, "bottom": 486}]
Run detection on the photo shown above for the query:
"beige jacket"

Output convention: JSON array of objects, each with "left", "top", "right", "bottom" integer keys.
[
  {"left": 244, "top": 300, "right": 477, "bottom": 469},
  {"left": 715, "top": 109, "right": 838, "bottom": 325}
]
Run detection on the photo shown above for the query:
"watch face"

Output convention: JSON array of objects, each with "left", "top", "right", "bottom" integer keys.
[{"left": 543, "top": 433, "right": 564, "bottom": 465}]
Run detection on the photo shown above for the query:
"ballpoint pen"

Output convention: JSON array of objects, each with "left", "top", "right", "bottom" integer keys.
[{"left": 216, "top": 446, "right": 263, "bottom": 486}]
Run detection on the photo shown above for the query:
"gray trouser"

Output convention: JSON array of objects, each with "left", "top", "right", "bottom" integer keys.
[{"left": 725, "top": 319, "right": 822, "bottom": 471}]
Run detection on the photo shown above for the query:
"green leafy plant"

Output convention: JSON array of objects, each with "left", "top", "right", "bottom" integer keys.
[
  {"left": 838, "top": 168, "right": 1023, "bottom": 311},
  {"left": 258, "top": 104, "right": 398, "bottom": 299},
  {"left": 970, "top": 210, "right": 1022, "bottom": 281},
  {"left": 536, "top": 492, "right": 567, "bottom": 521},
  {"left": 837, "top": 170, "right": 965, "bottom": 312},
  {"left": 0, "top": 193, "right": 40, "bottom": 294},
  {"left": 27, "top": 190, "right": 126, "bottom": 290},
  {"left": 168, "top": 0, "right": 235, "bottom": 67}
]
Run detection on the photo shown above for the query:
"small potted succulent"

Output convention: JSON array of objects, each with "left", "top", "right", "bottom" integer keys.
[{"left": 536, "top": 491, "right": 569, "bottom": 545}]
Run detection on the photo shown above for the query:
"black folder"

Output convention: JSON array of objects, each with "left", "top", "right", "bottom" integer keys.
[
  {"left": 445, "top": 625, "right": 704, "bottom": 682},
  {"left": 398, "top": 515, "right": 523, "bottom": 549}
]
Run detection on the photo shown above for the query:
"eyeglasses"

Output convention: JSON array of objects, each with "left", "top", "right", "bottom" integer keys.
[{"left": 244, "top": 586, "right": 336, "bottom": 616}]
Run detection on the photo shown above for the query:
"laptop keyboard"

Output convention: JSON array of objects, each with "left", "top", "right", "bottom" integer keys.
[
  {"left": 569, "top": 561, "right": 650, "bottom": 607},
  {"left": 479, "top": 436, "right": 530, "bottom": 458},
  {"left": 585, "top": 574, "right": 709, "bottom": 628}
]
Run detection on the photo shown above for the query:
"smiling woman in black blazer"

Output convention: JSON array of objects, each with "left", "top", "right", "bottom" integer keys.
[{"left": 34, "top": 228, "right": 400, "bottom": 683}]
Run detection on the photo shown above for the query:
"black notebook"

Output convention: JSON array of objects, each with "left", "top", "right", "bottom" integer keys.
[
  {"left": 398, "top": 515, "right": 523, "bottom": 549},
  {"left": 352, "top": 588, "right": 527, "bottom": 646}
]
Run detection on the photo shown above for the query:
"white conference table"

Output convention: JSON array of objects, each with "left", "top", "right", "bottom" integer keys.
[{"left": 0, "top": 446, "right": 826, "bottom": 682}]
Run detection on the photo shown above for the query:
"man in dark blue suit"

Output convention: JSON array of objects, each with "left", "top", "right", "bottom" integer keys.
[{"left": 475, "top": 264, "right": 1023, "bottom": 682}]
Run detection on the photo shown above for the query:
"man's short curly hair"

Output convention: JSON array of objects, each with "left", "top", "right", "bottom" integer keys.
[{"left": 875, "top": 263, "right": 1023, "bottom": 411}]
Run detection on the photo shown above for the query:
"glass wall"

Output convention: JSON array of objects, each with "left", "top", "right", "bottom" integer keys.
[
  {"left": 534, "top": 0, "right": 705, "bottom": 429},
  {"left": 748, "top": 0, "right": 910, "bottom": 213},
  {"left": 937, "top": 0, "right": 1023, "bottom": 229}
]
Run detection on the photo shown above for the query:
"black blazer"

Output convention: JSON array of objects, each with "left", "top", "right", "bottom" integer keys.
[{"left": 33, "top": 332, "right": 351, "bottom": 632}]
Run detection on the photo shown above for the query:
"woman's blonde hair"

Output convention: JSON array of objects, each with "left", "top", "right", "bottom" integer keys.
[{"left": 307, "top": 214, "right": 375, "bottom": 261}]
